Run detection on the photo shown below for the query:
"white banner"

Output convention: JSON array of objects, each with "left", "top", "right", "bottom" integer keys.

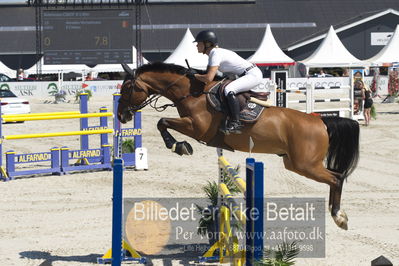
[
  {"left": 286, "top": 77, "right": 350, "bottom": 89},
  {"left": 0, "top": 77, "right": 390, "bottom": 99},
  {"left": 364, "top": 76, "right": 388, "bottom": 96},
  {"left": 371, "top": 32, "right": 393, "bottom": 46},
  {"left": 0, "top": 80, "right": 123, "bottom": 98}
]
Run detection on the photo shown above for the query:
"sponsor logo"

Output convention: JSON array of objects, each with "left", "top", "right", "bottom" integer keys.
[
  {"left": 247, "top": 102, "right": 257, "bottom": 109},
  {"left": 69, "top": 149, "right": 102, "bottom": 159},
  {"left": 16, "top": 152, "right": 51, "bottom": 163},
  {"left": 0, "top": 84, "right": 10, "bottom": 90}
]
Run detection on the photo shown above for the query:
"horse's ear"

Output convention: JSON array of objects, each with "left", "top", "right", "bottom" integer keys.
[{"left": 121, "top": 63, "right": 135, "bottom": 76}]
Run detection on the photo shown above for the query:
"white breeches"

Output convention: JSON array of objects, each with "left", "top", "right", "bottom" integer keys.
[{"left": 224, "top": 67, "right": 263, "bottom": 96}]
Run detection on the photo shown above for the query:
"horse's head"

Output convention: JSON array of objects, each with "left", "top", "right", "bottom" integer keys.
[
  {"left": 117, "top": 64, "right": 150, "bottom": 123},
  {"left": 117, "top": 62, "right": 212, "bottom": 123}
]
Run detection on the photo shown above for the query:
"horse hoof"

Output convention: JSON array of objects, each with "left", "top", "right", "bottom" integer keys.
[
  {"left": 172, "top": 141, "right": 193, "bottom": 156},
  {"left": 333, "top": 210, "right": 348, "bottom": 230}
]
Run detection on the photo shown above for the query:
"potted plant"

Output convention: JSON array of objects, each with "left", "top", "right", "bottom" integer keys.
[
  {"left": 255, "top": 241, "right": 300, "bottom": 266},
  {"left": 196, "top": 181, "right": 219, "bottom": 245},
  {"left": 196, "top": 165, "right": 241, "bottom": 246},
  {"left": 111, "top": 138, "right": 135, "bottom": 158},
  {"left": 122, "top": 138, "right": 135, "bottom": 153},
  {"left": 74, "top": 89, "right": 92, "bottom": 102}
]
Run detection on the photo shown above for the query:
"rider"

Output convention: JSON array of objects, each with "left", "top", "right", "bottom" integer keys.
[{"left": 192, "top": 30, "right": 263, "bottom": 134}]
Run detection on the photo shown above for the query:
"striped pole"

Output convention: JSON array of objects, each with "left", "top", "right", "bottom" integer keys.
[
  {"left": 219, "top": 183, "right": 246, "bottom": 225},
  {"left": 289, "top": 98, "right": 351, "bottom": 104},
  {"left": 3, "top": 129, "right": 113, "bottom": 140},
  {"left": 2, "top": 113, "right": 112, "bottom": 122},
  {"left": 218, "top": 156, "right": 246, "bottom": 194},
  {"left": 314, "top": 86, "right": 350, "bottom": 90},
  {"left": 275, "top": 88, "right": 307, "bottom": 94},
  {"left": 3, "top": 111, "right": 80, "bottom": 118}
]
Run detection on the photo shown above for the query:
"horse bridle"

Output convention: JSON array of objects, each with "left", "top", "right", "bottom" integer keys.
[{"left": 119, "top": 72, "right": 202, "bottom": 113}]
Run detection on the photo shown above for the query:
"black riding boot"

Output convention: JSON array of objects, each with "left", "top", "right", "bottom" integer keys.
[{"left": 225, "top": 92, "right": 243, "bottom": 134}]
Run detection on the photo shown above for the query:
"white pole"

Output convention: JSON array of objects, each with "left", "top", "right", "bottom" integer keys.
[
  {"left": 350, "top": 76, "right": 354, "bottom": 119},
  {"left": 270, "top": 82, "right": 277, "bottom": 106},
  {"left": 306, "top": 83, "right": 313, "bottom": 113},
  {"left": 216, "top": 148, "right": 223, "bottom": 209},
  {"left": 57, "top": 71, "right": 61, "bottom": 93}
]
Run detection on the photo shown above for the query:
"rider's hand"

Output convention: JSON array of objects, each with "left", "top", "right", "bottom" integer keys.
[{"left": 186, "top": 68, "right": 197, "bottom": 78}]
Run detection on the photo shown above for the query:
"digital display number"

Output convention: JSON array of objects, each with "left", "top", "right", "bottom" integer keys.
[{"left": 43, "top": 10, "right": 133, "bottom": 65}]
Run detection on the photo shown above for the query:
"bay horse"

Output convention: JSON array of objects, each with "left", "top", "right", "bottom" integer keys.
[{"left": 117, "top": 62, "right": 359, "bottom": 230}]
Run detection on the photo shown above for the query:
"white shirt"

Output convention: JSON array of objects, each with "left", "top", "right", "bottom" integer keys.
[{"left": 208, "top": 47, "right": 253, "bottom": 75}]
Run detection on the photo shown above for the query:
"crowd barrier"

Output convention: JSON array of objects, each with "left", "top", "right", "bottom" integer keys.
[
  {"left": 200, "top": 149, "right": 264, "bottom": 266},
  {"left": 273, "top": 84, "right": 353, "bottom": 118},
  {"left": 0, "top": 93, "right": 145, "bottom": 181},
  {"left": 272, "top": 71, "right": 354, "bottom": 118}
]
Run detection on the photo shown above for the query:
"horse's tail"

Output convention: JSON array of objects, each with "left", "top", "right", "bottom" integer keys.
[{"left": 321, "top": 117, "right": 360, "bottom": 180}]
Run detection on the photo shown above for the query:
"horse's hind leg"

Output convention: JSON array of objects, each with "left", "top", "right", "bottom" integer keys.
[
  {"left": 283, "top": 156, "right": 348, "bottom": 230},
  {"left": 307, "top": 167, "right": 348, "bottom": 230},
  {"left": 329, "top": 173, "right": 348, "bottom": 230}
]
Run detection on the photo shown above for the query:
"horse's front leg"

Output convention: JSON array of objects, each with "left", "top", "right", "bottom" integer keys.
[{"left": 157, "top": 117, "right": 197, "bottom": 156}]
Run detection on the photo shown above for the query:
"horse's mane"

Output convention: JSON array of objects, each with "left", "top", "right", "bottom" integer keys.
[
  {"left": 136, "top": 62, "right": 189, "bottom": 76},
  {"left": 135, "top": 62, "right": 223, "bottom": 81}
]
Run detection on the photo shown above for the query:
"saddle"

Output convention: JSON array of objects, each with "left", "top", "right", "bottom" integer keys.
[{"left": 206, "top": 79, "right": 270, "bottom": 123}]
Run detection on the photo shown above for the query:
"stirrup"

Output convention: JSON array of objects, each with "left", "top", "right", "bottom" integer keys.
[{"left": 224, "top": 121, "right": 243, "bottom": 135}]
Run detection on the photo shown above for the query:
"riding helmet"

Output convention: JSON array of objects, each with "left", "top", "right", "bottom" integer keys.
[{"left": 194, "top": 30, "right": 218, "bottom": 45}]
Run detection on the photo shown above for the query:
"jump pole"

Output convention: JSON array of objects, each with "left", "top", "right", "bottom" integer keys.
[
  {"left": 112, "top": 158, "right": 123, "bottom": 266},
  {"left": 2, "top": 113, "right": 112, "bottom": 122},
  {"left": 97, "top": 158, "right": 146, "bottom": 265},
  {"left": 112, "top": 93, "right": 145, "bottom": 168},
  {"left": 3, "top": 111, "right": 80, "bottom": 118},
  {"left": 80, "top": 93, "right": 89, "bottom": 150},
  {"left": 113, "top": 94, "right": 122, "bottom": 159},
  {"left": 3, "top": 129, "right": 113, "bottom": 140},
  {"left": 246, "top": 158, "right": 264, "bottom": 264},
  {"left": 201, "top": 149, "right": 264, "bottom": 265}
]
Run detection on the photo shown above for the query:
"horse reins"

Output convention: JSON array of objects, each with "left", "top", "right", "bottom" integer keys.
[{"left": 120, "top": 72, "right": 201, "bottom": 113}]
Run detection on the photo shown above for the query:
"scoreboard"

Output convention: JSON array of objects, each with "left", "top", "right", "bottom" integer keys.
[{"left": 43, "top": 10, "right": 133, "bottom": 65}]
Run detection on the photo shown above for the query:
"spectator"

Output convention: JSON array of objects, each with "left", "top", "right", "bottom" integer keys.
[
  {"left": 85, "top": 72, "right": 94, "bottom": 81},
  {"left": 362, "top": 82, "right": 373, "bottom": 126},
  {"left": 318, "top": 69, "right": 326, "bottom": 77},
  {"left": 17, "top": 68, "right": 25, "bottom": 81}
]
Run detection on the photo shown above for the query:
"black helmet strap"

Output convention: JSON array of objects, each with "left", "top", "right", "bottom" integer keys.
[{"left": 203, "top": 41, "right": 215, "bottom": 54}]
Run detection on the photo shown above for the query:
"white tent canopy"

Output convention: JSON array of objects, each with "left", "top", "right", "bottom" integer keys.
[
  {"left": 301, "top": 26, "right": 365, "bottom": 67},
  {"left": 164, "top": 28, "right": 208, "bottom": 69},
  {"left": 365, "top": 24, "right": 399, "bottom": 66},
  {"left": 247, "top": 24, "right": 295, "bottom": 65},
  {"left": 0, "top": 61, "right": 16, "bottom": 78}
]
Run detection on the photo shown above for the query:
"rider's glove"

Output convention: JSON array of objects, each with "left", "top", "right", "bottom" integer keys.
[{"left": 186, "top": 68, "right": 197, "bottom": 78}]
